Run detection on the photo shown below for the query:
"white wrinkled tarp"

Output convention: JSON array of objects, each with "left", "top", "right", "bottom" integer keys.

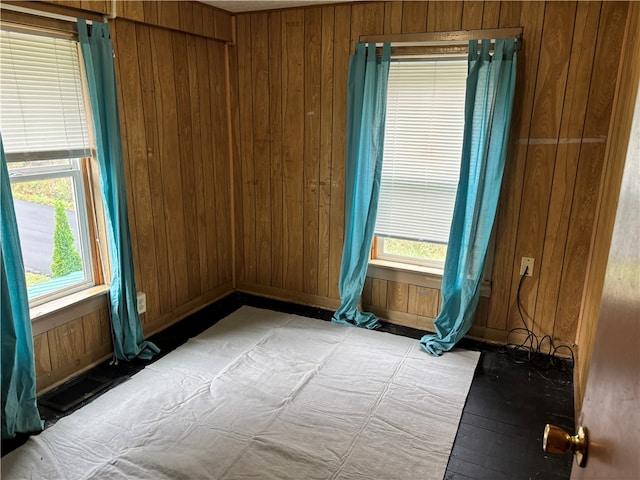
[{"left": 2, "top": 306, "right": 479, "bottom": 480}]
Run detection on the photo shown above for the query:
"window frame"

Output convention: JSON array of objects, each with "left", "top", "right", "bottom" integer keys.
[
  {"left": 9, "top": 158, "right": 97, "bottom": 307},
  {"left": 373, "top": 55, "right": 467, "bottom": 271},
  {"left": 1, "top": 24, "right": 105, "bottom": 310}
]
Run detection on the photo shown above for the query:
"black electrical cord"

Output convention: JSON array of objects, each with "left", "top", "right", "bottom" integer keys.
[{"left": 501, "top": 265, "right": 575, "bottom": 371}]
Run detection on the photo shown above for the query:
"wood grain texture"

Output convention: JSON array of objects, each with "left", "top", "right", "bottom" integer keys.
[
  {"left": 317, "top": 6, "right": 335, "bottom": 298},
  {"left": 370, "top": 278, "right": 388, "bottom": 309},
  {"left": 328, "top": 5, "right": 351, "bottom": 300},
  {"left": 29, "top": 1, "right": 632, "bottom": 395},
  {"left": 426, "top": 1, "right": 463, "bottom": 32},
  {"left": 237, "top": 15, "right": 257, "bottom": 284},
  {"left": 402, "top": 1, "right": 428, "bottom": 33},
  {"left": 33, "top": 334, "right": 52, "bottom": 377},
  {"left": 487, "top": 0, "right": 546, "bottom": 332},
  {"left": 575, "top": 1, "right": 639, "bottom": 414},
  {"left": 554, "top": 1, "right": 629, "bottom": 342},
  {"left": 387, "top": 281, "right": 409, "bottom": 313},
  {"left": 535, "top": 1, "right": 601, "bottom": 338},
  {"left": 303, "top": 8, "right": 322, "bottom": 295},
  {"left": 232, "top": 1, "right": 630, "bottom": 350},
  {"left": 268, "top": 11, "right": 284, "bottom": 289},
  {"left": 281, "top": 9, "right": 305, "bottom": 292},
  {"left": 48, "top": 317, "right": 85, "bottom": 371},
  {"left": 408, "top": 285, "right": 439, "bottom": 318},
  {"left": 462, "top": 0, "right": 484, "bottom": 30},
  {"left": 252, "top": 13, "right": 273, "bottom": 288},
  {"left": 28, "top": 2, "right": 234, "bottom": 394}
]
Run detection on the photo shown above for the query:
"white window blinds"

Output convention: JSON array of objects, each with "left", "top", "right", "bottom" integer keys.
[
  {"left": 0, "top": 29, "right": 91, "bottom": 162},
  {"left": 375, "top": 58, "right": 467, "bottom": 245}
]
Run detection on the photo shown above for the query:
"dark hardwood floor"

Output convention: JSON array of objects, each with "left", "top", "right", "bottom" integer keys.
[{"left": 3, "top": 293, "right": 575, "bottom": 480}]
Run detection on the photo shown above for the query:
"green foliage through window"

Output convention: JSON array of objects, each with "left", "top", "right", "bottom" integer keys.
[{"left": 50, "top": 202, "right": 83, "bottom": 277}]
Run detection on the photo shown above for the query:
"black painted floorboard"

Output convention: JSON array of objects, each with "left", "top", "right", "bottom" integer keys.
[{"left": 3, "top": 293, "right": 575, "bottom": 480}]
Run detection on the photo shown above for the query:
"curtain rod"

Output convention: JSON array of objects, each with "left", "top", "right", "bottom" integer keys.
[{"left": 360, "top": 27, "right": 523, "bottom": 50}]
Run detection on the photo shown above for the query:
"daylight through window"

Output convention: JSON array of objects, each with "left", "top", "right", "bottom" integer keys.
[
  {"left": 374, "top": 57, "right": 467, "bottom": 269},
  {"left": 1, "top": 28, "right": 96, "bottom": 306}
]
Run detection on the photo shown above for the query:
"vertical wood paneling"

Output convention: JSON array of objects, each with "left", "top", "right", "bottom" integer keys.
[
  {"left": 535, "top": 1, "right": 601, "bottom": 337},
  {"left": 81, "top": 310, "right": 108, "bottom": 351},
  {"left": 462, "top": 1, "right": 484, "bottom": 30},
  {"left": 113, "top": 18, "right": 233, "bottom": 329},
  {"left": 350, "top": 2, "right": 385, "bottom": 51},
  {"left": 48, "top": 318, "right": 85, "bottom": 370},
  {"left": 408, "top": 286, "right": 439, "bottom": 318},
  {"left": 135, "top": 24, "right": 173, "bottom": 318},
  {"left": 328, "top": 5, "right": 351, "bottom": 300},
  {"left": 237, "top": 15, "right": 257, "bottom": 284},
  {"left": 229, "top": 39, "right": 245, "bottom": 288},
  {"left": 268, "top": 11, "right": 284, "bottom": 289},
  {"left": 79, "top": 0, "right": 106, "bottom": 14},
  {"left": 186, "top": 34, "right": 208, "bottom": 294},
  {"left": 33, "top": 334, "right": 52, "bottom": 377},
  {"left": 202, "top": 6, "right": 215, "bottom": 39},
  {"left": 576, "top": 1, "right": 640, "bottom": 412},
  {"left": 281, "top": 10, "right": 305, "bottom": 291},
  {"left": 152, "top": 28, "right": 190, "bottom": 308},
  {"left": 211, "top": 40, "right": 232, "bottom": 284},
  {"left": 487, "top": 1, "right": 546, "bottom": 331},
  {"left": 191, "top": 2, "right": 205, "bottom": 37},
  {"left": 482, "top": 1, "right": 501, "bottom": 28},
  {"left": 230, "top": 0, "right": 631, "bottom": 348},
  {"left": 426, "top": 1, "right": 463, "bottom": 32},
  {"left": 143, "top": 1, "right": 158, "bottom": 25},
  {"left": 113, "top": 20, "right": 144, "bottom": 321},
  {"left": 498, "top": 1, "right": 522, "bottom": 27},
  {"left": 402, "top": 1, "right": 428, "bottom": 33},
  {"left": 156, "top": 1, "right": 180, "bottom": 30},
  {"left": 121, "top": 1, "right": 144, "bottom": 22},
  {"left": 252, "top": 13, "right": 273, "bottom": 287},
  {"left": 317, "top": 6, "right": 335, "bottom": 298},
  {"left": 370, "top": 278, "right": 388, "bottom": 308},
  {"left": 195, "top": 36, "right": 217, "bottom": 292},
  {"left": 303, "top": 8, "right": 322, "bottom": 294},
  {"left": 179, "top": 1, "right": 194, "bottom": 33},
  {"left": 173, "top": 31, "right": 201, "bottom": 300},
  {"left": 387, "top": 281, "right": 409, "bottom": 312},
  {"left": 384, "top": 1, "right": 404, "bottom": 34},
  {"left": 31, "top": 1, "right": 234, "bottom": 394},
  {"left": 555, "top": 1, "right": 629, "bottom": 341}
]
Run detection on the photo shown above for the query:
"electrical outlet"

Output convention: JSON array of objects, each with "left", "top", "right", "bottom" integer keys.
[
  {"left": 520, "top": 257, "right": 534, "bottom": 277},
  {"left": 137, "top": 292, "right": 146, "bottom": 314}
]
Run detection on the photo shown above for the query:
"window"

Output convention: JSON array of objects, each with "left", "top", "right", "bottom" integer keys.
[
  {"left": 374, "top": 58, "right": 467, "bottom": 270},
  {"left": 1, "top": 28, "right": 98, "bottom": 306}
]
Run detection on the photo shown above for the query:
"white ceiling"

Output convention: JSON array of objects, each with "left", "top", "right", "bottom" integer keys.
[{"left": 199, "top": 1, "right": 358, "bottom": 14}]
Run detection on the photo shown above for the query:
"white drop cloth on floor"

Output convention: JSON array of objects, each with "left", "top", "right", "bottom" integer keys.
[{"left": 2, "top": 306, "right": 479, "bottom": 480}]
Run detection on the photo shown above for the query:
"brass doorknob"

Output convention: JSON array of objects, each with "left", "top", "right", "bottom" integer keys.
[{"left": 543, "top": 424, "right": 588, "bottom": 467}]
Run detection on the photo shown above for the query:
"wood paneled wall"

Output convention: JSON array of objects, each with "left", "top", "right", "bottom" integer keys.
[
  {"left": 33, "top": 294, "right": 112, "bottom": 392},
  {"left": 19, "top": 1, "right": 234, "bottom": 393},
  {"left": 574, "top": 2, "right": 640, "bottom": 414},
  {"left": 41, "top": 0, "right": 233, "bottom": 42},
  {"left": 111, "top": 17, "right": 233, "bottom": 336},
  {"left": 230, "top": 1, "right": 630, "bottom": 347}
]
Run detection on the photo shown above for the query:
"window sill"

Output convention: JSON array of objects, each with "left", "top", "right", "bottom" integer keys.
[
  {"left": 367, "top": 259, "right": 491, "bottom": 297},
  {"left": 31, "top": 285, "right": 110, "bottom": 336}
]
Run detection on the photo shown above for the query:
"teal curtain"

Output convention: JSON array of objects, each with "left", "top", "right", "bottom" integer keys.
[
  {"left": 421, "top": 39, "right": 518, "bottom": 355},
  {"left": 78, "top": 20, "right": 158, "bottom": 361},
  {"left": 1, "top": 138, "right": 43, "bottom": 439},
  {"left": 332, "top": 43, "right": 391, "bottom": 329}
]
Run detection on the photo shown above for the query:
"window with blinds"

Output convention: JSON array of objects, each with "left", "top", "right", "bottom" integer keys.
[
  {"left": 1, "top": 27, "right": 97, "bottom": 306},
  {"left": 1, "top": 29, "right": 91, "bottom": 161},
  {"left": 374, "top": 58, "right": 467, "bottom": 268}
]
